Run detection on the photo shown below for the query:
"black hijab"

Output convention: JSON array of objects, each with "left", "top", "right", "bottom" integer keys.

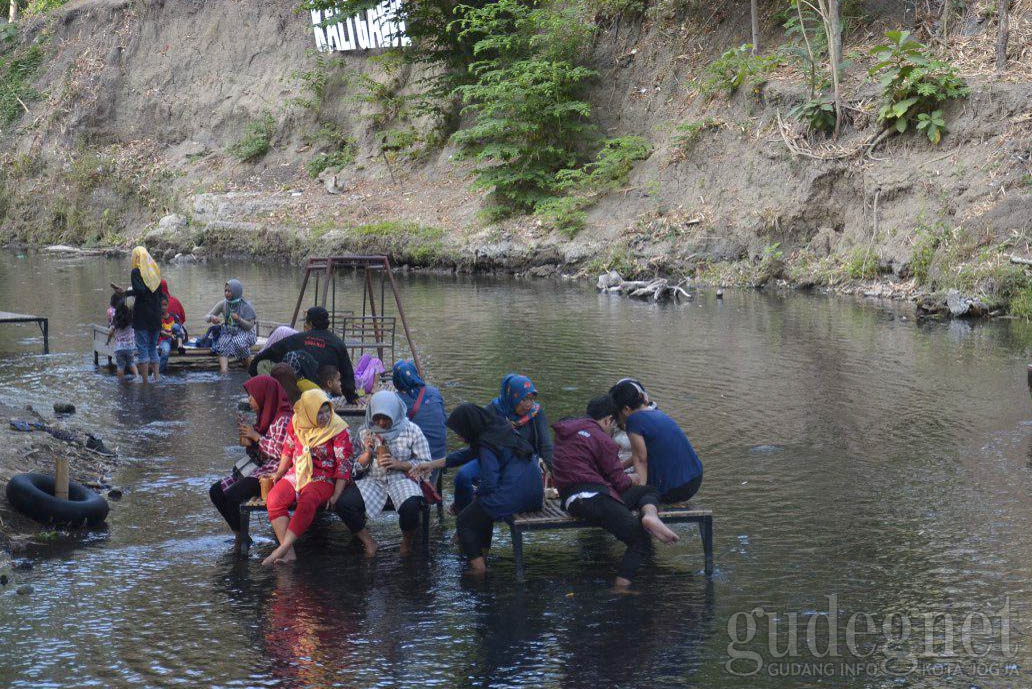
[{"left": 446, "top": 403, "right": 533, "bottom": 458}]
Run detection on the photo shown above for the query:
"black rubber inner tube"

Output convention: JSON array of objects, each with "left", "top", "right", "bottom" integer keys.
[{"left": 5, "top": 472, "right": 109, "bottom": 527}]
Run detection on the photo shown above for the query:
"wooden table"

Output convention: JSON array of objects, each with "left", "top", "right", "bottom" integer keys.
[{"left": 0, "top": 311, "right": 49, "bottom": 354}]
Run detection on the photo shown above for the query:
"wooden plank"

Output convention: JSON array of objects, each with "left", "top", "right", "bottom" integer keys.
[
  {"left": 513, "top": 499, "right": 711, "bottom": 527},
  {"left": 0, "top": 311, "right": 43, "bottom": 321}
]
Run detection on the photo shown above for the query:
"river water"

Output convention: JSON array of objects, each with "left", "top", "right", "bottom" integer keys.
[{"left": 1, "top": 251, "right": 1031, "bottom": 688}]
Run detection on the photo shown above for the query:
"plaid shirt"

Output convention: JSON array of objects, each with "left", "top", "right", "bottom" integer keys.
[
  {"left": 354, "top": 423, "right": 431, "bottom": 519},
  {"left": 219, "top": 414, "right": 292, "bottom": 491}
]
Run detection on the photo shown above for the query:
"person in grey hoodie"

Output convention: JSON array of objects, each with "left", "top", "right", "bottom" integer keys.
[{"left": 551, "top": 395, "right": 679, "bottom": 592}]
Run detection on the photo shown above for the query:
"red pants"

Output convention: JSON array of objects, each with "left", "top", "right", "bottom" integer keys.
[{"left": 266, "top": 478, "right": 334, "bottom": 538}]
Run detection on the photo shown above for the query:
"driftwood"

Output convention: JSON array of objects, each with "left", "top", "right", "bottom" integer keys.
[
  {"left": 1010, "top": 254, "right": 1032, "bottom": 266},
  {"left": 596, "top": 272, "right": 692, "bottom": 302}
]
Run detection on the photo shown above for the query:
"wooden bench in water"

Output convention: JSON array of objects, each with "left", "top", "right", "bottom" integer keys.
[
  {"left": 90, "top": 322, "right": 283, "bottom": 371},
  {"left": 236, "top": 492, "right": 436, "bottom": 556},
  {"left": 508, "top": 499, "right": 714, "bottom": 580},
  {"left": 1, "top": 311, "right": 49, "bottom": 354}
]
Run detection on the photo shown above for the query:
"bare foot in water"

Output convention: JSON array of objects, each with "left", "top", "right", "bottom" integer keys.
[
  {"left": 642, "top": 515, "right": 680, "bottom": 544},
  {"left": 262, "top": 543, "right": 294, "bottom": 566}
]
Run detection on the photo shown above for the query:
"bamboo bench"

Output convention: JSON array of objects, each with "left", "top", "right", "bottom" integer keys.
[
  {"left": 508, "top": 499, "right": 713, "bottom": 580},
  {"left": 237, "top": 494, "right": 433, "bottom": 556}
]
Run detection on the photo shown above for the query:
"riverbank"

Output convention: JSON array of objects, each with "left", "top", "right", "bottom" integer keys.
[{"left": 0, "top": 398, "right": 120, "bottom": 556}]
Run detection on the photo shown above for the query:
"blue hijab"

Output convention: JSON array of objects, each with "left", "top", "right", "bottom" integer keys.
[
  {"left": 392, "top": 360, "right": 425, "bottom": 397},
  {"left": 491, "top": 373, "right": 541, "bottom": 427}
]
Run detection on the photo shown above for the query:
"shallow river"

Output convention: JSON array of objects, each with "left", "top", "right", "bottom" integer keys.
[{"left": 1, "top": 251, "right": 1032, "bottom": 688}]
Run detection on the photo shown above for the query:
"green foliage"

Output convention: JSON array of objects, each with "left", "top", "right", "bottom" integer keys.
[
  {"left": 586, "top": 0, "right": 647, "bottom": 18},
  {"left": 307, "top": 149, "right": 355, "bottom": 178},
  {"left": 700, "top": 44, "right": 778, "bottom": 96},
  {"left": 908, "top": 224, "right": 943, "bottom": 285},
  {"left": 869, "top": 31, "right": 969, "bottom": 143},
  {"left": 672, "top": 118, "right": 721, "bottom": 155},
  {"left": 228, "top": 112, "right": 275, "bottom": 162},
  {"left": 536, "top": 136, "right": 652, "bottom": 237},
  {"left": 1009, "top": 285, "right": 1032, "bottom": 319},
  {"left": 0, "top": 42, "right": 44, "bottom": 127},
  {"left": 845, "top": 246, "right": 878, "bottom": 280},
  {"left": 450, "top": 0, "right": 596, "bottom": 215},
  {"left": 789, "top": 96, "right": 836, "bottom": 133},
  {"left": 24, "top": 0, "right": 70, "bottom": 15},
  {"left": 380, "top": 127, "right": 421, "bottom": 158}
]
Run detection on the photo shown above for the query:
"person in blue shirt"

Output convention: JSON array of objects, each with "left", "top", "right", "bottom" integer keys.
[
  {"left": 391, "top": 360, "right": 448, "bottom": 461},
  {"left": 447, "top": 373, "right": 552, "bottom": 514},
  {"left": 609, "top": 380, "right": 703, "bottom": 503},
  {"left": 444, "top": 403, "right": 543, "bottom": 575}
]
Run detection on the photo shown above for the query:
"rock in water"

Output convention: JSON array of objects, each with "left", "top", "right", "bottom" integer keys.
[
  {"left": 946, "top": 289, "right": 989, "bottom": 318},
  {"left": 16, "top": 584, "right": 34, "bottom": 595},
  {"left": 53, "top": 402, "right": 76, "bottom": 415}
]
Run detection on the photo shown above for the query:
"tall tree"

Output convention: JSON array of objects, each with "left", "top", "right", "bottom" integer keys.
[{"left": 750, "top": 0, "right": 760, "bottom": 54}]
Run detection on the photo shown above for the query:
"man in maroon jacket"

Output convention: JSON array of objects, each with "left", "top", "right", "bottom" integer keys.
[{"left": 552, "top": 395, "right": 679, "bottom": 591}]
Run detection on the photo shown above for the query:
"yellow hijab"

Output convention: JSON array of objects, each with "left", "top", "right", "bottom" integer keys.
[
  {"left": 297, "top": 378, "right": 320, "bottom": 393},
  {"left": 291, "top": 389, "right": 348, "bottom": 490},
  {"left": 131, "top": 246, "right": 161, "bottom": 292}
]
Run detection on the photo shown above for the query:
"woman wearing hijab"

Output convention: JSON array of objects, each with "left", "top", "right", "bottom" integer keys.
[
  {"left": 334, "top": 390, "right": 432, "bottom": 557},
  {"left": 110, "top": 246, "right": 163, "bottom": 383},
  {"left": 253, "top": 326, "right": 298, "bottom": 375},
  {"left": 391, "top": 360, "right": 448, "bottom": 464},
  {"left": 448, "top": 373, "right": 553, "bottom": 514},
  {"left": 209, "top": 375, "right": 294, "bottom": 540},
  {"left": 205, "top": 278, "right": 258, "bottom": 374},
  {"left": 263, "top": 389, "right": 352, "bottom": 566},
  {"left": 446, "top": 403, "right": 543, "bottom": 575}
]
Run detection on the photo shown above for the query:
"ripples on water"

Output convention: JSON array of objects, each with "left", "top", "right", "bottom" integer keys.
[{"left": 1, "top": 253, "right": 1032, "bottom": 687}]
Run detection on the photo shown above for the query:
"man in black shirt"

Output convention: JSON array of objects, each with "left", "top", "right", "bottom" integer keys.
[{"left": 249, "top": 307, "right": 358, "bottom": 403}]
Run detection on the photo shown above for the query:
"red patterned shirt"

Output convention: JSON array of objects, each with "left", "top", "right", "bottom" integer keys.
[{"left": 280, "top": 422, "right": 353, "bottom": 484}]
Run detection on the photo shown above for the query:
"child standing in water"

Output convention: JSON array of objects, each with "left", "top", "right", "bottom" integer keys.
[{"left": 106, "top": 299, "right": 139, "bottom": 380}]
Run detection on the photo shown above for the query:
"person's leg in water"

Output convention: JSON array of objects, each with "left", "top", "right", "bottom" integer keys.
[
  {"left": 264, "top": 479, "right": 298, "bottom": 563},
  {"left": 396, "top": 495, "right": 424, "bottom": 556},
  {"left": 209, "top": 477, "right": 260, "bottom": 540},
  {"left": 452, "top": 462, "right": 480, "bottom": 513},
  {"left": 457, "top": 500, "right": 494, "bottom": 575},
  {"left": 158, "top": 340, "right": 171, "bottom": 373},
  {"left": 334, "top": 482, "right": 377, "bottom": 557},
  {"left": 218, "top": 355, "right": 229, "bottom": 375},
  {"left": 264, "top": 480, "right": 334, "bottom": 566},
  {"left": 567, "top": 493, "right": 651, "bottom": 592}
]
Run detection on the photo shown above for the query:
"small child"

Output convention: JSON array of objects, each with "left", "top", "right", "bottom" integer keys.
[
  {"left": 106, "top": 300, "right": 138, "bottom": 380},
  {"left": 157, "top": 295, "right": 184, "bottom": 373},
  {"left": 107, "top": 293, "right": 123, "bottom": 326},
  {"left": 317, "top": 364, "right": 348, "bottom": 408}
]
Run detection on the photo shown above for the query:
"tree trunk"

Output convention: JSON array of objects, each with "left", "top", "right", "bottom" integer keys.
[
  {"left": 9, "top": 0, "right": 17, "bottom": 23},
  {"left": 996, "top": 0, "right": 1009, "bottom": 72},
  {"left": 827, "top": 0, "right": 843, "bottom": 69},
  {"left": 750, "top": 0, "right": 760, "bottom": 54}
]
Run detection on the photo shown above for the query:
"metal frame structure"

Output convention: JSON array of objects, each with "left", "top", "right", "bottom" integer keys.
[
  {"left": 289, "top": 255, "right": 422, "bottom": 376},
  {"left": 1, "top": 311, "right": 49, "bottom": 354}
]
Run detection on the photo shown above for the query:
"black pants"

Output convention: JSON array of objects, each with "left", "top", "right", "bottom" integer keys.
[
  {"left": 567, "top": 485, "right": 660, "bottom": 581},
  {"left": 334, "top": 483, "right": 423, "bottom": 533},
  {"left": 209, "top": 477, "right": 259, "bottom": 533},
  {"left": 456, "top": 500, "right": 497, "bottom": 559},
  {"left": 661, "top": 475, "right": 702, "bottom": 504}
]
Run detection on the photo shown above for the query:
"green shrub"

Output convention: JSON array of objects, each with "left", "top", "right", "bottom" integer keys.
[
  {"left": 586, "top": 0, "right": 647, "bottom": 18},
  {"left": 908, "top": 225, "right": 942, "bottom": 285},
  {"left": 0, "top": 43, "right": 44, "bottom": 127},
  {"left": 700, "top": 44, "right": 778, "bottom": 96},
  {"left": 24, "top": 0, "right": 70, "bottom": 15},
  {"left": 450, "top": 0, "right": 596, "bottom": 215},
  {"left": 846, "top": 246, "right": 878, "bottom": 280},
  {"left": 1009, "top": 285, "right": 1032, "bottom": 319},
  {"left": 869, "top": 31, "right": 969, "bottom": 143},
  {"left": 536, "top": 136, "right": 652, "bottom": 237},
  {"left": 228, "top": 112, "right": 275, "bottom": 162},
  {"left": 307, "top": 149, "right": 355, "bottom": 178},
  {"left": 789, "top": 97, "right": 836, "bottom": 133}
]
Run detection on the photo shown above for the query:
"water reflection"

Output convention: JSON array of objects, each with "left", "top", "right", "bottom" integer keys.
[{"left": 2, "top": 252, "right": 1032, "bottom": 687}]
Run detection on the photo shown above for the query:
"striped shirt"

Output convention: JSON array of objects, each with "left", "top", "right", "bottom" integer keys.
[{"left": 354, "top": 424, "right": 431, "bottom": 519}]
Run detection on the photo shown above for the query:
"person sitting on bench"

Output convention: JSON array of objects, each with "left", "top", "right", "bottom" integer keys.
[
  {"left": 552, "top": 395, "right": 680, "bottom": 592},
  {"left": 392, "top": 360, "right": 448, "bottom": 465},
  {"left": 449, "top": 373, "right": 553, "bottom": 515},
  {"left": 609, "top": 380, "right": 703, "bottom": 503},
  {"left": 263, "top": 389, "right": 352, "bottom": 566},
  {"left": 444, "top": 403, "right": 543, "bottom": 576},
  {"left": 334, "top": 390, "right": 431, "bottom": 557}
]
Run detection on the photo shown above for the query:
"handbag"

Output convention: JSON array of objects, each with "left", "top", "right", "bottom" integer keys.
[{"left": 231, "top": 453, "right": 261, "bottom": 481}]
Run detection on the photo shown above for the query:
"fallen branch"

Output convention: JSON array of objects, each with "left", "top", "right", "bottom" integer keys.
[{"left": 1010, "top": 254, "right": 1032, "bottom": 266}]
